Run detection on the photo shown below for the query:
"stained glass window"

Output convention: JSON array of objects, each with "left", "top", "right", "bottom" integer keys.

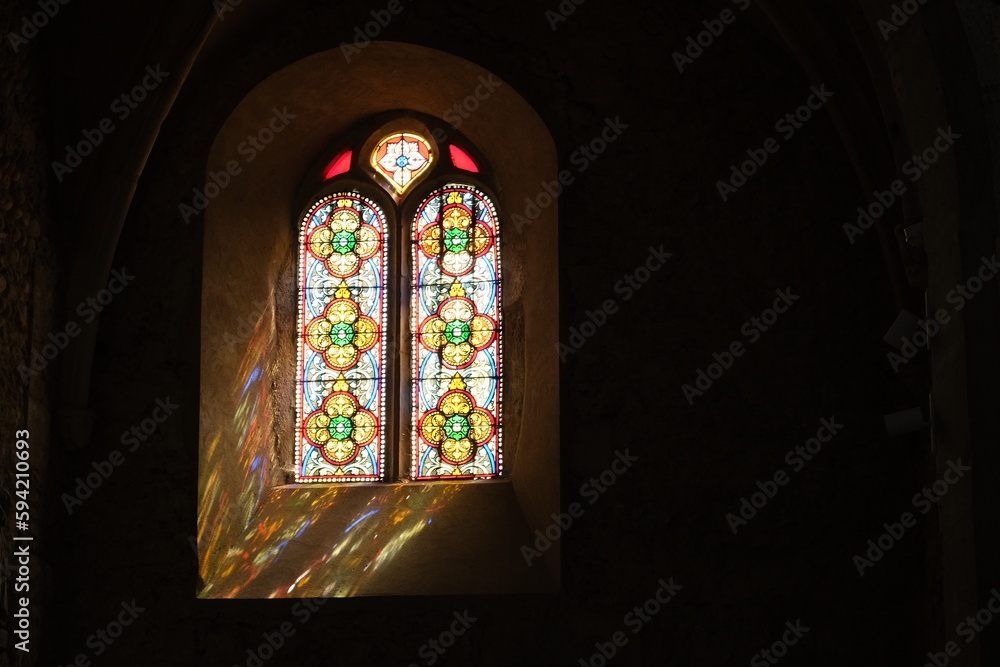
[
  {"left": 371, "top": 132, "right": 433, "bottom": 193},
  {"left": 412, "top": 185, "right": 502, "bottom": 479},
  {"left": 296, "top": 122, "right": 503, "bottom": 484},
  {"left": 296, "top": 193, "right": 387, "bottom": 482}
]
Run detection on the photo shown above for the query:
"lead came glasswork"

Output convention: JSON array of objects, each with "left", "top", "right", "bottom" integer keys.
[
  {"left": 296, "top": 193, "right": 387, "bottom": 482},
  {"left": 412, "top": 185, "right": 502, "bottom": 479},
  {"left": 371, "top": 132, "right": 433, "bottom": 193}
]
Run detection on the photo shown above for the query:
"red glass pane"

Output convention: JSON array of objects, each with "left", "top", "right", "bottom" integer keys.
[
  {"left": 322, "top": 150, "right": 353, "bottom": 180},
  {"left": 449, "top": 145, "right": 479, "bottom": 173}
]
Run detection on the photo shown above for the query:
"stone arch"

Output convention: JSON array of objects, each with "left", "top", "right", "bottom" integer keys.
[{"left": 198, "top": 42, "right": 559, "bottom": 597}]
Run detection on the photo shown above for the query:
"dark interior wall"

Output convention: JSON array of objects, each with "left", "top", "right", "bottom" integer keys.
[
  {"left": 934, "top": 2, "right": 1000, "bottom": 650},
  {"left": 5, "top": 0, "right": 979, "bottom": 664},
  {"left": 0, "top": 5, "right": 56, "bottom": 667}
]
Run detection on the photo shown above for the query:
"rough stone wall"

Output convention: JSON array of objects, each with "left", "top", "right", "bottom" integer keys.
[{"left": 0, "top": 2, "right": 54, "bottom": 666}]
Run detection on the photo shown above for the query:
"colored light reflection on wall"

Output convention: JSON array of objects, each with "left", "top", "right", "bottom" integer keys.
[
  {"left": 199, "top": 295, "right": 276, "bottom": 589},
  {"left": 198, "top": 291, "right": 458, "bottom": 598},
  {"left": 202, "top": 483, "right": 458, "bottom": 598}
]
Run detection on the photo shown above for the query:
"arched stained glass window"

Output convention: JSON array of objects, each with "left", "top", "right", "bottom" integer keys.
[
  {"left": 412, "top": 185, "right": 502, "bottom": 479},
  {"left": 294, "top": 117, "right": 502, "bottom": 483},
  {"left": 296, "top": 193, "right": 388, "bottom": 482},
  {"left": 199, "top": 46, "right": 560, "bottom": 599}
]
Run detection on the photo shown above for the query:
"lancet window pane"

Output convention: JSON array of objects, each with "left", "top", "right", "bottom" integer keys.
[
  {"left": 295, "top": 193, "right": 387, "bottom": 482},
  {"left": 411, "top": 184, "right": 502, "bottom": 479}
]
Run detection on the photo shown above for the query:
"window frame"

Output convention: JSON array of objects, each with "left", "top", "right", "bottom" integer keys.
[
  {"left": 293, "top": 113, "right": 505, "bottom": 484},
  {"left": 293, "top": 183, "right": 395, "bottom": 483}
]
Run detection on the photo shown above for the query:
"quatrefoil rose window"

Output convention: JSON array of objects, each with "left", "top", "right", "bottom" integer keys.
[{"left": 371, "top": 132, "right": 433, "bottom": 193}]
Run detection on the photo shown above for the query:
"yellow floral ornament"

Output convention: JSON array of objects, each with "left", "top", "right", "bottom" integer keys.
[
  {"left": 419, "top": 375, "right": 495, "bottom": 465},
  {"left": 418, "top": 201, "right": 493, "bottom": 277},
  {"left": 306, "top": 297, "right": 378, "bottom": 371},
  {"left": 306, "top": 205, "right": 380, "bottom": 278},
  {"left": 304, "top": 376, "right": 378, "bottom": 466},
  {"left": 418, "top": 291, "right": 496, "bottom": 369}
]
